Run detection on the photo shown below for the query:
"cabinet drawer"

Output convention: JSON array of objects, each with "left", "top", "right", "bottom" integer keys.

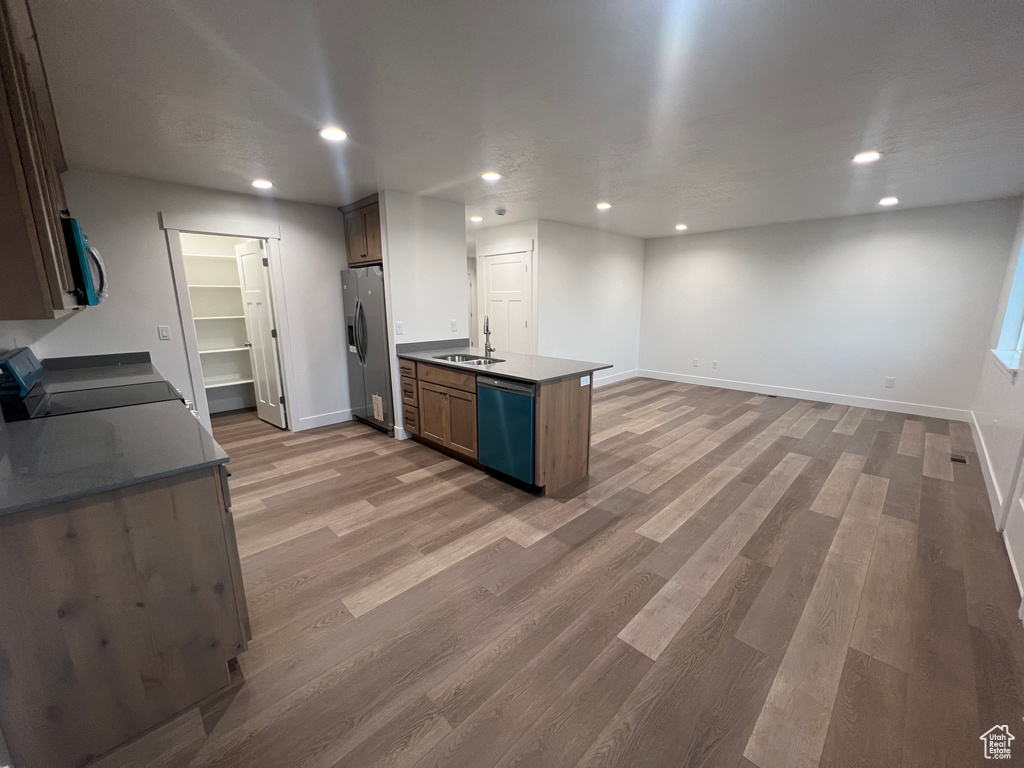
[
  {"left": 398, "top": 358, "right": 416, "bottom": 378},
  {"left": 417, "top": 362, "right": 476, "bottom": 394},
  {"left": 402, "top": 405, "right": 420, "bottom": 435},
  {"left": 400, "top": 376, "right": 418, "bottom": 407}
]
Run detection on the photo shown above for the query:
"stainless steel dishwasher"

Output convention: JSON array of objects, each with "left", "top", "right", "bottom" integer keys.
[{"left": 476, "top": 375, "right": 536, "bottom": 484}]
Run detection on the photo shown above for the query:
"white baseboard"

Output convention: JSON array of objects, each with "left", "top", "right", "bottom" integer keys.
[
  {"left": 594, "top": 368, "right": 639, "bottom": 388},
  {"left": 294, "top": 408, "right": 352, "bottom": 431},
  {"left": 637, "top": 369, "right": 971, "bottom": 421},
  {"left": 969, "top": 409, "right": 1006, "bottom": 528}
]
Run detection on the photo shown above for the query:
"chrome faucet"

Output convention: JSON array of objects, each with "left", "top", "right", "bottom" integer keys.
[{"left": 483, "top": 315, "right": 495, "bottom": 357}]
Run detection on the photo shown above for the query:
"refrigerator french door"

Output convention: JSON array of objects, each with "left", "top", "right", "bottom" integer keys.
[{"left": 342, "top": 266, "right": 394, "bottom": 434}]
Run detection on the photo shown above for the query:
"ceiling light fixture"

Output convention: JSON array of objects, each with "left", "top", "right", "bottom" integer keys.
[
  {"left": 481, "top": 172, "right": 501, "bottom": 181},
  {"left": 596, "top": 202, "right": 611, "bottom": 211},
  {"left": 319, "top": 126, "right": 348, "bottom": 141},
  {"left": 469, "top": 216, "right": 483, "bottom": 222},
  {"left": 852, "top": 150, "right": 882, "bottom": 164},
  {"left": 878, "top": 196, "right": 899, "bottom": 206},
  {"left": 675, "top": 224, "right": 688, "bottom": 231},
  {"left": 251, "top": 179, "right": 273, "bottom": 189}
]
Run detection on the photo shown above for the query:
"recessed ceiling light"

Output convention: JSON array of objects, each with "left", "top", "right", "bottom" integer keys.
[
  {"left": 852, "top": 150, "right": 882, "bottom": 164},
  {"left": 251, "top": 179, "right": 273, "bottom": 189},
  {"left": 481, "top": 172, "right": 501, "bottom": 181},
  {"left": 596, "top": 202, "right": 611, "bottom": 211},
  {"left": 319, "top": 126, "right": 348, "bottom": 141},
  {"left": 469, "top": 216, "right": 483, "bottom": 222},
  {"left": 878, "top": 196, "right": 899, "bottom": 206},
  {"left": 675, "top": 224, "right": 688, "bottom": 231}
]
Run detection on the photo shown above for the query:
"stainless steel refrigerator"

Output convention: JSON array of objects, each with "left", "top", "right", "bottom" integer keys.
[{"left": 342, "top": 266, "right": 394, "bottom": 434}]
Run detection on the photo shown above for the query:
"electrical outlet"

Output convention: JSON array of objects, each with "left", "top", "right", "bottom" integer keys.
[
  {"left": 712, "top": 360, "right": 718, "bottom": 370},
  {"left": 395, "top": 321, "right": 404, "bottom": 336},
  {"left": 885, "top": 376, "right": 895, "bottom": 389},
  {"left": 450, "top": 319, "right": 458, "bottom": 332},
  {"left": 692, "top": 358, "right": 699, "bottom": 368},
  {"left": 157, "top": 325, "right": 171, "bottom": 341}
]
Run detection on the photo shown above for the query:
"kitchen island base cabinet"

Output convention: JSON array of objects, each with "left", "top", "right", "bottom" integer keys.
[
  {"left": 0, "top": 466, "right": 249, "bottom": 768},
  {"left": 419, "top": 379, "right": 477, "bottom": 459},
  {"left": 535, "top": 375, "right": 593, "bottom": 496}
]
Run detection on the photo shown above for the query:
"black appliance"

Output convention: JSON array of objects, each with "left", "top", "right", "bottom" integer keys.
[{"left": 0, "top": 351, "right": 183, "bottom": 422}]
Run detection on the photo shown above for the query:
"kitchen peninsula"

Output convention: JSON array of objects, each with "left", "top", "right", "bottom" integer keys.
[
  {"left": 397, "top": 346, "right": 611, "bottom": 496},
  {"left": 0, "top": 399, "right": 249, "bottom": 768}
]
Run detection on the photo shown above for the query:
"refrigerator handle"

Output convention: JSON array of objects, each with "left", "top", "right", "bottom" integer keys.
[
  {"left": 353, "top": 299, "right": 364, "bottom": 365},
  {"left": 358, "top": 301, "right": 370, "bottom": 364}
]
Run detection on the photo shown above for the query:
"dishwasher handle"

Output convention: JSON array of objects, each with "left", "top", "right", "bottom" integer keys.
[{"left": 477, "top": 376, "right": 535, "bottom": 396}]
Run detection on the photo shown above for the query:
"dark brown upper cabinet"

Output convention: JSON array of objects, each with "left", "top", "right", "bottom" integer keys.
[{"left": 340, "top": 193, "right": 383, "bottom": 268}]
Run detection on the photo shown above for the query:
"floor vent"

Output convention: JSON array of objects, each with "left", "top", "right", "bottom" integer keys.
[{"left": 950, "top": 454, "right": 968, "bottom": 465}]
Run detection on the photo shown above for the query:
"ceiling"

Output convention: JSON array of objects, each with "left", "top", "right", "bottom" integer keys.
[{"left": 30, "top": 0, "right": 1024, "bottom": 238}]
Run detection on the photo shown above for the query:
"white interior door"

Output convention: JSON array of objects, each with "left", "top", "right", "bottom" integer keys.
[
  {"left": 479, "top": 250, "right": 534, "bottom": 355},
  {"left": 237, "top": 240, "right": 287, "bottom": 428}
]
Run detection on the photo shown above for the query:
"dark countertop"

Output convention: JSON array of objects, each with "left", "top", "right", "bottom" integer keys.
[
  {"left": 0, "top": 400, "right": 229, "bottom": 516},
  {"left": 398, "top": 346, "right": 612, "bottom": 384}
]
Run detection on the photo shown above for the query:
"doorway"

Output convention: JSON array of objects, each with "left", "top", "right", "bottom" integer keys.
[
  {"left": 476, "top": 248, "right": 536, "bottom": 355},
  {"left": 168, "top": 230, "right": 289, "bottom": 431}
]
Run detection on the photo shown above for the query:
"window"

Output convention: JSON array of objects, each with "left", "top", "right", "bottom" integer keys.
[{"left": 993, "top": 238, "right": 1024, "bottom": 381}]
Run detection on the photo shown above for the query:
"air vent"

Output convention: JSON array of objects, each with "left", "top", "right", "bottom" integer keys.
[{"left": 950, "top": 454, "right": 968, "bottom": 465}]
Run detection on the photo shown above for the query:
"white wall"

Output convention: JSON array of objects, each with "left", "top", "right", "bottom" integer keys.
[
  {"left": 475, "top": 220, "right": 538, "bottom": 256},
  {"left": 380, "top": 190, "right": 467, "bottom": 438},
  {"left": 640, "top": 199, "right": 1020, "bottom": 419},
  {"left": 0, "top": 170, "right": 352, "bottom": 430},
  {"left": 536, "top": 220, "right": 644, "bottom": 385},
  {"left": 969, "top": 199, "right": 1024, "bottom": 594},
  {"left": 381, "top": 190, "right": 468, "bottom": 345}
]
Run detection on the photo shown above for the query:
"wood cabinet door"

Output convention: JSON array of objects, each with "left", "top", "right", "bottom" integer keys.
[
  {"left": 362, "top": 204, "right": 382, "bottom": 263},
  {"left": 344, "top": 208, "right": 366, "bottom": 266},
  {"left": 418, "top": 381, "right": 448, "bottom": 446},
  {"left": 447, "top": 388, "right": 477, "bottom": 459},
  {"left": 0, "top": 0, "right": 75, "bottom": 319}
]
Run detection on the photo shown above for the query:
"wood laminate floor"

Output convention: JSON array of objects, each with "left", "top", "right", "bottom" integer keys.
[{"left": 91, "top": 379, "right": 1024, "bottom": 767}]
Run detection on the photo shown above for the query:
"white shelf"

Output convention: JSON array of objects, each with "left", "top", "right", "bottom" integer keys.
[
  {"left": 199, "top": 346, "right": 249, "bottom": 355},
  {"left": 194, "top": 315, "right": 245, "bottom": 320},
  {"left": 204, "top": 377, "right": 254, "bottom": 389},
  {"left": 189, "top": 283, "right": 241, "bottom": 289}
]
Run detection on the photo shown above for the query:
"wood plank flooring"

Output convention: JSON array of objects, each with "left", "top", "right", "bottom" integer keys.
[{"left": 89, "top": 379, "right": 1024, "bottom": 768}]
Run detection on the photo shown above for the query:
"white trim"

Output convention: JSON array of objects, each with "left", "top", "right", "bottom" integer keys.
[
  {"left": 637, "top": 368, "right": 970, "bottom": 421},
  {"left": 594, "top": 368, "right": 638, "bottom": 387},
  {"left": 476, "top": 238, "right": 535, "bottom": 258},
  {"left": 379, "top": 192, "right": 405, "bottom": 443},
  {"left": 159, "top": 212, "right": 281, "bottom": 240},
  {"left": 296, "top": 409, "right": 352, "bottom": 431},
  {"left": 1004, "top": 527, "right": 1024, "bottom": 599},
  {"left": 990, "top": 348, "right": 1022, "bottom": 384},
  {"left": 970, "top": 409, "right": 1008, "bottom": 528},
  {"left": 164, "top": 229, "right": 212, "bottom": 432},
  {"left": 263, "top": 239, "right": 296, "bottom": 432}
]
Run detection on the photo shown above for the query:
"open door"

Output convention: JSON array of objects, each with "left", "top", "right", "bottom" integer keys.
[{"left": 236, "top": 240, "right": 287, "bottom": 428}]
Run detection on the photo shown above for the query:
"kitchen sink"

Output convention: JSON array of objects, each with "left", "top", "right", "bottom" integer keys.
[{"left": 433, "top": 354, "right": 504, "bottom": 365}]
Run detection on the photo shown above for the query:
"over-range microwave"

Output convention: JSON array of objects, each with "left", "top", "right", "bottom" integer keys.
[{"left": 61, "top": 216, "right": 107, "bottom": 307}]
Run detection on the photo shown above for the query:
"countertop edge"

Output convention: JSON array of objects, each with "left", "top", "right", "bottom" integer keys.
[
  {"left": 0, "top": 456, "right": 229, "bottom": 517},
  {"left": 397, "top": 349, "right": 612, "bottom": 383}
]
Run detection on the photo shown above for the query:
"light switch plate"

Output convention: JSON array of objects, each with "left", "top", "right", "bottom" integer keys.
[
  {"left": 157, "top": 325, "right": 171, "bottom": 341},
  {"left": 450, "top": 319, "right": 458, "bottom": 332},
  {"left": 395, "top": 321, "right": 404, "bottom": 336}
]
